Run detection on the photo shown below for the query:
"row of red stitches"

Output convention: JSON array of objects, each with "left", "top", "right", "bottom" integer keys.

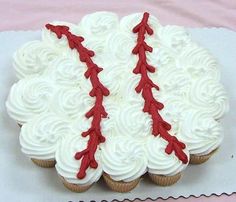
[
  {"left": 131, "top": 13, "right": 188, "bottom": 164},
  {"left": 46, "top": 24, "right": 110, "bottom": 178}
]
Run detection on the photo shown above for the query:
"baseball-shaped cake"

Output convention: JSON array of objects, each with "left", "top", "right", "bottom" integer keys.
[{"left": 6, "top": 12, "right": 228, "bottom": 192}]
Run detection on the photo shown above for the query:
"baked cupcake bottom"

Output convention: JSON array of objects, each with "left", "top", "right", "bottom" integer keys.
[
  {"left": 190, "top": 148, "right": 218, "bottom": 164},
  {"left": 148, "top": 172, "right": 181, "bottom": 186},
  {"left": 59, "top": 176, "right": 92, "bottom": 192},
  {"left": 31, "top": 158, "right": 56, "bottom": 168},
  {"left": 103, "top": 173, "right": 140, "bottom": 192}
]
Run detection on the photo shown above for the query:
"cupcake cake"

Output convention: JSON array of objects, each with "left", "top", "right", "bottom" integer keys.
[{"left": 6, "top": 11, "right": 228, "bottom": 192}]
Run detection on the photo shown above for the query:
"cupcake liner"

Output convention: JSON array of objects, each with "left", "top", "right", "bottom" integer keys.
[
  {"left": 148, "top": 172, "right": 181, "bottom": 186},
  {"left": 190, "top": 148, "right": 218, "bottom": 165},
  {"left": 31, "top": 158, "right": 56, "bottom": 168},
  {"left": 103, "top": 173, "right": 140, "bottom": 192},
  {"left": 59, "top": 175, "right": 92, "bottom": 192}
]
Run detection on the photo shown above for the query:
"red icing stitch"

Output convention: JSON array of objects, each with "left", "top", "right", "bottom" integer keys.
[
  {"left": 46, "top": 24, "right": 110, "bottom": 179},
  {"left": 132, "top": 13, "right": 188, "bottom": 164}
]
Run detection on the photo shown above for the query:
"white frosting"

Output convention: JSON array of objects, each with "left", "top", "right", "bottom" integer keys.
[
  {"left": 188, "top": 77, "right": 229, "bottom": 119},
  {"left": 20, "top": 112, "right": 73, "bottom": 160},
  {"left": 177, "top": 110, "right": 224, "bottom": 155},
  {"left": 104, "top": 32, "right": 136, "bottom": 66},
  {"left": 6, "top": 12, "right": 229, "bottom": 184},
  {"left": 50, "top": 87, "right": 94, "bottom": 120},
  {"left": 113, "top": 103, "right": 152, "bottom": 138},
  {"left": 146, "top": 136, "right": 189, "bottom": 176},
  {"left": 13, "top": 41, "right": 60, "bottom": 79},
  {"left": 155, "top": 67, "right": 191, "bottom": 96},
  {"left": 101, "top": 136, "right": 147, "bottom": 182},
  {"left": 158, "top": 96, "right": 189, "bottom": 135},
  {"left": 55, "top": 134, "right": 103, "bottom": 186},
  {"left": 120, "top": 74, "right": 144, "bottom": 103},
  {"left": 79, "top": 12, "right": 119, "bottom": 38},
  {"left": 45, "top": 56, "right": 86, "bottom": 88},
  {"left": 156, "top": 25, "right": 191, "bottom": 51},
  {"left": 6, "top": 77, "right": 54, "bottom": 124},
  {"left": 100, "top": 101, "right": 119, "bottom": 137},
  {"left": 99, "top": 63, "right": 131, "bottom": 97},
  {"left": 177, "top": 43, "right": 220, "bottom": 81}
]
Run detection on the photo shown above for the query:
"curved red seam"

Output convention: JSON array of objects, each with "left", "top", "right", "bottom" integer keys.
[
  {"left": 132, "top": 13, "right": 188, "bottom": 164},
  {"left": 46, "top": 24, "right": 110, "bottom": 178}
]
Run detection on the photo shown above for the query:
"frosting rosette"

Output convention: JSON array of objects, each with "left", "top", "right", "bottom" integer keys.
[
  {"left": 156, "top": 25, "right": 191, "bottom": 51},
  {"left": 114, "top": 103, "right": 152, "bottom": 138},
  {"left": 14, "top": 40, "right": 61, "bottom": 79},
  {"left": 188, "top": 77, "right": 229, "bottom": 119},
  {"left": 6, "top": 77, "right": 54, "bottom": 124},
  {"left": 177, "top": 110, "right": 224, "bottom": 155},
  {"left": 146, "top": 136, "right": 189, "bottom": 176},
  {"left": 50, "top": 87, "right": 94, "bottom": 120},
  {"left": 45, "top": 56, "right": 86, "bottom": 88},
  {"left": 55, "top": 134, "right": 103, "bottom": 186},
  {"left": 79, "top": 12, "right": 119, "bottom": 39},
  {"left": 157, "top": 96, "right": 189, "bottom": 134},
  {"left": 101, "top": 136, "right": 148, "bottom": 182},
  {"left": 104, "top": 32, "right": 136, "bottom": 66},
  {"left": 156, "top": 66, "right": 191, "bottom": 96},
  {"left": 99, "top": 63, "right": 129, "bottom": 96},
  {"left": 177, "top": 43, "right": 220, "bottom": 81},
  {"left": 20, "top": 112, "right": 73, "bottom": 160}
]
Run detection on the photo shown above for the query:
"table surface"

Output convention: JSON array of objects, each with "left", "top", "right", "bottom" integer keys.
[{"left": 1, "top": 0, "right": 235, "bottom": 201}]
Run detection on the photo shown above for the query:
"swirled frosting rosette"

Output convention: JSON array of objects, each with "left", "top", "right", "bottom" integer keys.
[
  {"left": 6, "top": 77, "right": 54, "bottom": 124},
  {"left": 101, "top": 136, "right": 148, "bottom": 182},
  {"left": 20, "top": 112, "right": 73, "bottom": 160},
  {"left": 6, "top": 11, "right": 228, "bottom": 192},
  {"left": 55, "top": 134, "right": 103, "bottom": 187}
]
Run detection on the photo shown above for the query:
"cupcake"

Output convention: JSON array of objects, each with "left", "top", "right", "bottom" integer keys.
[
  {"left": 103, "top": 173, "right": 140, "bottom": 193},
  {"left": 31, "top": 158, "right": 56, "bottom": 168},
  {"left": 12, "top": 40, "right": 61, "bottom": 79},
  {"left": 177, "top": 110, "right": 224, "bottom": 164},
  {"left": 19, "top": 112, "right": 72, "bottom": 168},
  {"left": 55, "top": 134, "right": 103, "bottom": 192},
  {"left": 101, "top": 136, "right": 147, "bottom": 192},
  {"left": 146, "top": 136, "right": 189, "bottom": 186},
  {"left": 6, "top": 77, "right": 54, "bottom": 125},
  {"left": 190, "top": 148, "right": 218, "bottom": 164}
]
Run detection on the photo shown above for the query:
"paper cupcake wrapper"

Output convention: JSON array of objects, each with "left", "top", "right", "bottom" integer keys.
[
  {"left": 103, "top": 173, "right": 140, "bottom": 192},
  {"left": 59, "top": 175, "right": 92, "bottom": 192},
  {"left": 190, "top": 148, "right": 218, "bottom": 164},
  {"left": 148, "top": 172, "right": 181, "bottom": 186},
  {"left": 31, "top": 158, "right": 56, "bottom": 168}
]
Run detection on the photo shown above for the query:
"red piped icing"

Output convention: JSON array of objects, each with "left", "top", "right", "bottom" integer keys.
[
  {"left": 46, "top": 24, "right": 110, "bottom": 178},
  {"left": 132, "top": 13, "right": 188, "bottom": 164}
]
